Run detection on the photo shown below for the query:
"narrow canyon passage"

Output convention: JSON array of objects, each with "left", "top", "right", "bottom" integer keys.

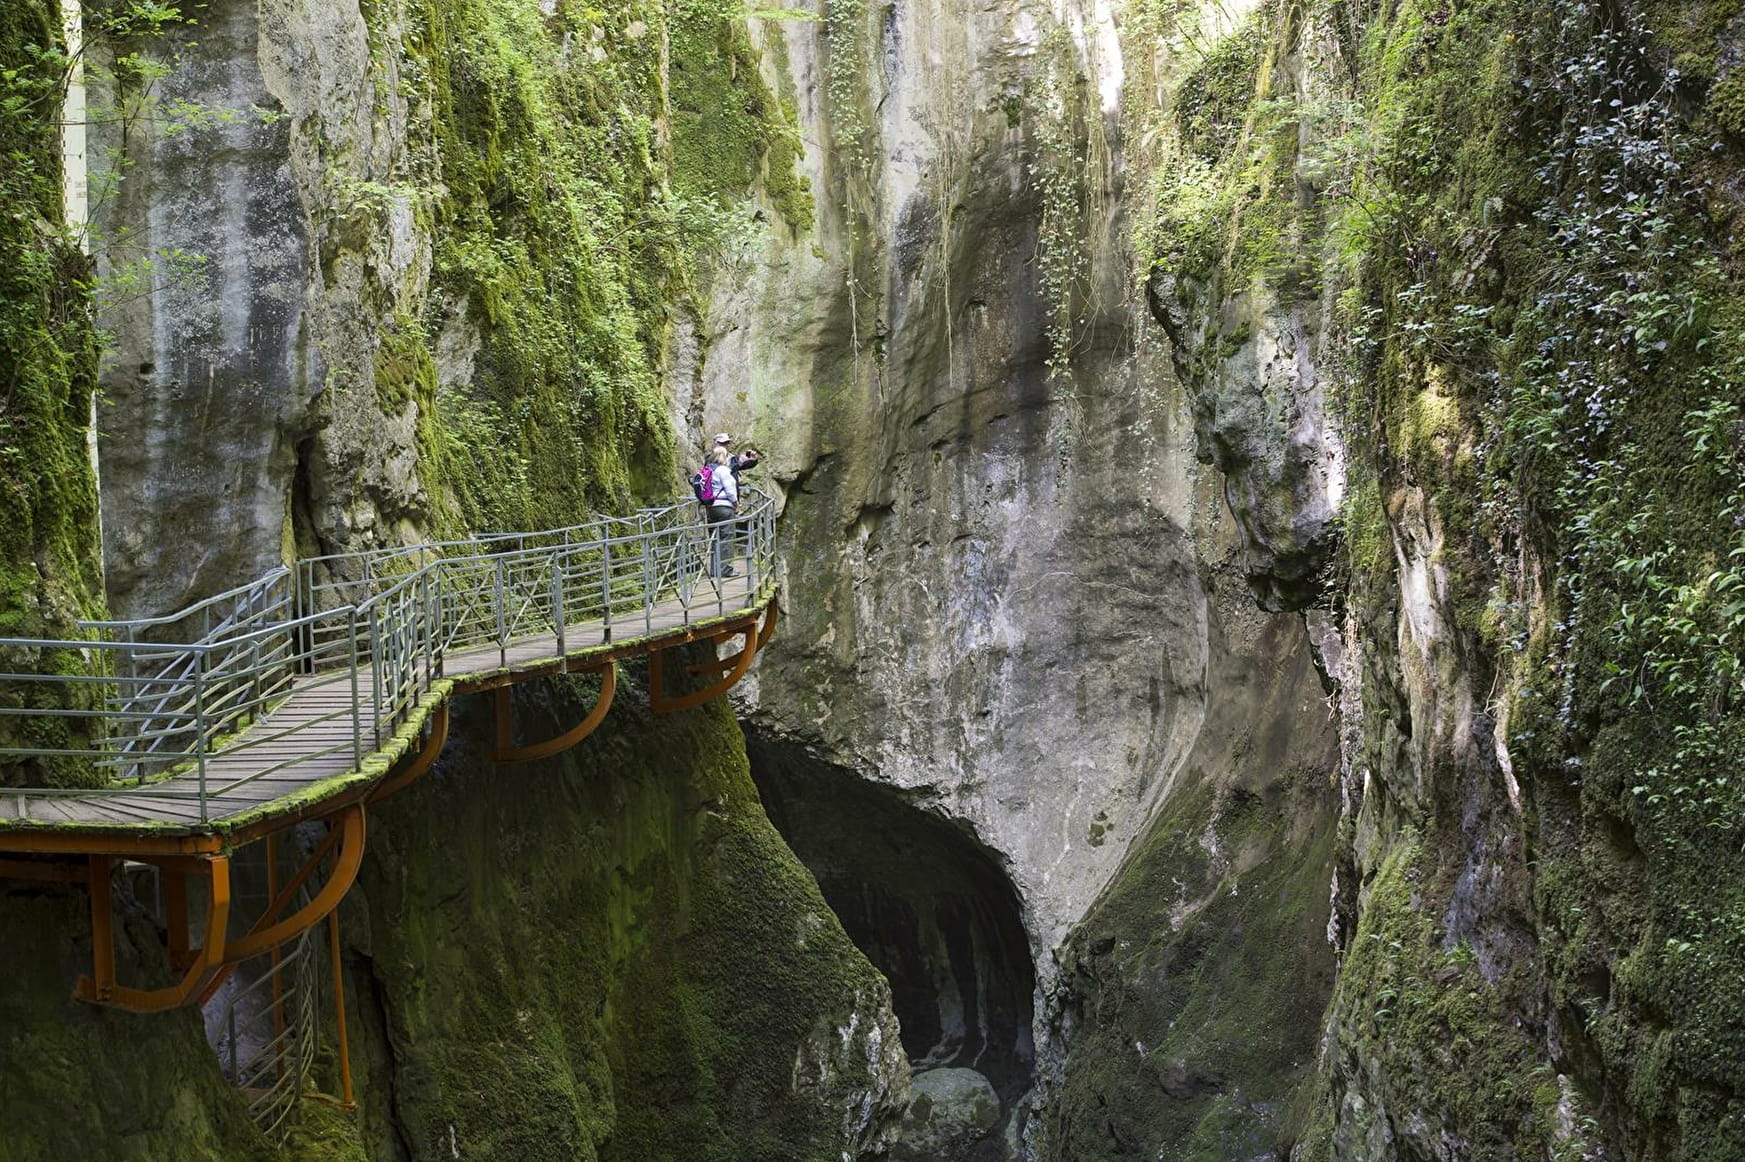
[
  {"left": 3, "top": 0, "right": 1743, "bottom": 1156},
  {"left": 748, "top": 728, "right": 1037, "bottom": 1148}
]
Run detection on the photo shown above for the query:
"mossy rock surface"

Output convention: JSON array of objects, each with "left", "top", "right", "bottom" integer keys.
[{"left": 339, "top": 667, "right": 902, "bottom": 1161}]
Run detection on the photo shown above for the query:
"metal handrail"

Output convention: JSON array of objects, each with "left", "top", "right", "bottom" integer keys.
[
  {"left": 216, "top": 917, "right": 319, "bottom": 1141},
  {"left": 0, "top": 494, "right": 777, "bottom": 824}
]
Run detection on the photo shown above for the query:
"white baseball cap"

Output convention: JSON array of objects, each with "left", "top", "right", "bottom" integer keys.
[{"left": 713, "top": 433, "right": 732, "bottom": 445}]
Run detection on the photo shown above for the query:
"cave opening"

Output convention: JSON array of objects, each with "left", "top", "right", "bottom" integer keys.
[{"left": 745, "top": 729, "right": 1037, "bottom": 1110}]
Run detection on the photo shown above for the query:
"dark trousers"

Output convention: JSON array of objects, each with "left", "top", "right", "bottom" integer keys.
[{"left": 706, "top": 504, "right": 736, "bottom": 576}]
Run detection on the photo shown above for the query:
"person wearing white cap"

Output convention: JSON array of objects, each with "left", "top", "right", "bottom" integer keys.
[{"left": 714, "top": 433, "right": 761, "bottom": 481}]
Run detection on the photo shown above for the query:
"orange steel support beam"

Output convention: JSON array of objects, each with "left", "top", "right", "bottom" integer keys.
[
  {"left": 328, "top": 911, "right": 355, "bottom": 1109},
  {"left": 758, "top": 597, "right": 779, "bottom": 650},
  {"left": 73, "top": 807, "right": 364, "bottom": 1013},
  {"left": 78, "top": 853, "right": 232, "bottom": 1011},
  {"left": 266, "top": 833, "right": 286, "bottom": 1067},
  {"left": 367, "top": 703, "right": 450, "bottom": 804},
  {"left": 491, "top": 663, "right": 617, "bottom": 764},
  {"left": 649, "top": 608, "right": 766, "bottom": 715},
  {"left": 222, "top": 808, "right": 363, "bottom": 964},
  {"left": 0, "top": 831, "right": 227, "bottom": 858},
  {"left": 192, "top": 823, "right": 340, "bottom": 1008},
  {"left": 87, "top": 855, "right": 115, "bottom": 1001},
  {"left": 164, "top": 865, "right": 193, "bottom": 971},
  {"left": 685, "top": 601, "right": 777, "bottom": 677}
]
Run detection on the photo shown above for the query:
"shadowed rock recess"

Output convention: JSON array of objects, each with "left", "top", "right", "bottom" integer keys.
[
  {"left": 4, "top": 0, "right": 1745, "bottom": 1158},
  {"left": 750, "top": 731, "right": 1037, "bottom": 1156}
]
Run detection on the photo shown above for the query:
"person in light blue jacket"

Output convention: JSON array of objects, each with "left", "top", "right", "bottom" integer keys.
[{"left": 705, "top": 446, "right": 738, "bottom": 578}]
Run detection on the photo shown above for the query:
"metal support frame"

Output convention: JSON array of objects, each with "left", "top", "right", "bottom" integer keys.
[
  {"left": 67, "top": 806, "right": 365, "bottom": 1014},
  {"left": 366, "top": 703, "right": 450, "bottom": 804},
  {"left": 328, "top": 910, "right": 355, "bottom": 1109},
  {"left": 491, "top": 662, "right": 617, "bottom": 764},
  {"left": 648, "top": 604, "right": 773, "bottom": 714},
  {"left": 78, "top": 851, "right": 231, "bottom": 1011}
]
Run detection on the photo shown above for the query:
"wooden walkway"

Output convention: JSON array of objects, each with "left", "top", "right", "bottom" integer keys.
[{"left": 3, "top": 581, "right": 771, "bottom": 838}]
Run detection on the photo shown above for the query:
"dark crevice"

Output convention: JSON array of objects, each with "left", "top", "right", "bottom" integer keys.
[{"left": 745, "top": 727, "right": 1036, "bottom": 1107}]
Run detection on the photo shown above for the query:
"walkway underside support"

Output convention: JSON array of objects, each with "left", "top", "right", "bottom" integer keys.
[
  {"left": 687, "top": 598, "right": 779, "bottom": 677},
  {"left": 649, "top": 604, "right": 773, "bottom": 714},
  {"left": 492, "top": 662, "right": 617, "bottom": 764},
  {"left": 77, "top": 852, "right": 231, "bottom": 1011},
  {"left": 367, "top": 702, "right": 450, "bottom": 803},
  {"left": 73, "top": 806, "right": 367, "bottom": 1013}
]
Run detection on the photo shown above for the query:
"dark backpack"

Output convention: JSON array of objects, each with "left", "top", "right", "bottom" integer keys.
[{"left": 690, "top": 465, "right": 717, "bottom": 504}]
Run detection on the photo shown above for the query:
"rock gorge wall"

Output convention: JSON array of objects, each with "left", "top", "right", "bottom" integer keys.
[
  {"left": 701, "top": 0, "right": 1745, "bottom": 1158},
  {"left": 87, "top": 0, "right": 762, "bottom": 618},
  {"left": 705, "top": 0, "right": 1343, "bottom": 1154},
  {"left": 1135, "top": 0, "right": 1745, "bottom": 1155},
  {"left": 4, "top": 0, "right": 1743, "bottom": 1158}
]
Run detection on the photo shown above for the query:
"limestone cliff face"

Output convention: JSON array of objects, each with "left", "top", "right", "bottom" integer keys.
[
  {"left": 90, "top": 0, "right": 693, "bottom": 619},
  {"left": 1137, "top": 0, "right": 1745, "bottom": 1156},
  {"left": 704, "top": 0, "right": 1745, "bottom": 1158},
  {"left": 698, "top": 0, "right": 1343, "bottom": 1152},
  {"left": 714, "top": 0, "right": 1335, "bottom": 957}
]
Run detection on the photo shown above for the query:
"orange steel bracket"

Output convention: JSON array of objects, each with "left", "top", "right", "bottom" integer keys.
[
  {"left": 194, "top": 805, "right": 367, "bottom": 1006},
  {"left": 757, "top": 597, "right": 779, "bottom": 651},
  {"left": 77, "top": 853, "right": 232, "bottom": 1011},
  {"left": 328, "top": 910, "right": 356, "bottom": 1109},
  {"left": 649, "top": 607, "right": 768, "bottom": 714},
  {"left": 72, "top": 806, "right": 366, "bottom": 1013},
  {"left": 688, "top": 602, "right": 779, "bottom": 677},
  {"left": 367, "top": 702, "right": 450, "bottom": 804},
  {"left": 163, "top": 864, "right": 193, "bottom": 971},
  {"left": 223, "top": 806, "right": 364, "bottom": 964},
  {"left": 492, "top": 662, "right": 617, "bottom": 763}
]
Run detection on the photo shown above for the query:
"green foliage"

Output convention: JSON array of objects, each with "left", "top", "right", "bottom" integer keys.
[
  {"left": 669, "top": 0, "right": 814, "bottom": 231},
  {"left": 0, "top": 0, "right": 108, "bottom": 787},
  {"left": 1144, "top": 4, "right": 1322, "bottom": 298},
  {"left": 1043, "top": 773, "right": 1337, "bottom": 1161},
  {"left": 1334, "top": 837, "right": 1593, "bottom": 1158},
  {"left": 1302, "top": 0, "right": 1745, "bottom": 1150},
  {"left": 1025, "top": 22, "right": 1106, "bottom": 468},
  {"left": 1146, "top": 0, "right": 1745, "bottom": 1148},
  {"left": 372, "top": 0, "right": 809, "bottom": 537}
]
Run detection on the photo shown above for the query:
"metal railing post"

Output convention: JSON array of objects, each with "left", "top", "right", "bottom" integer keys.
[
  {"left": 348, "top": 612, "right": 362, "bottom": 767},
  {"left": 369, "top": 607, "right": 383, "bottom": 748},
  {"left": 494, "top": 558, "right": 507, "bottom": 668},
  {"left": 600, "top": 538, "right": 612, "bottom": 642},
  {"left": 421, "top": 572, "right": 434, "bottom": 688},
  {"left": 250, "top": 636, "right": 263, "bottom": 724},
  {"left": 433, "top": 567, "right": 446, "bottom": 678},
  {"left": 642, "top": 532, "right": 655, "bottom": 635},
  {"left": 552, "top": 553, "right": 566, "bottom": 656},
  {"left": 193, "top": 648, "right": 209, "bottom": 823}
]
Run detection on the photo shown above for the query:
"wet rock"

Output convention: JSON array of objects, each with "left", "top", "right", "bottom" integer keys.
[{"left": 890, "top": 1067, "right": 1003, "bottom": 1162}]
